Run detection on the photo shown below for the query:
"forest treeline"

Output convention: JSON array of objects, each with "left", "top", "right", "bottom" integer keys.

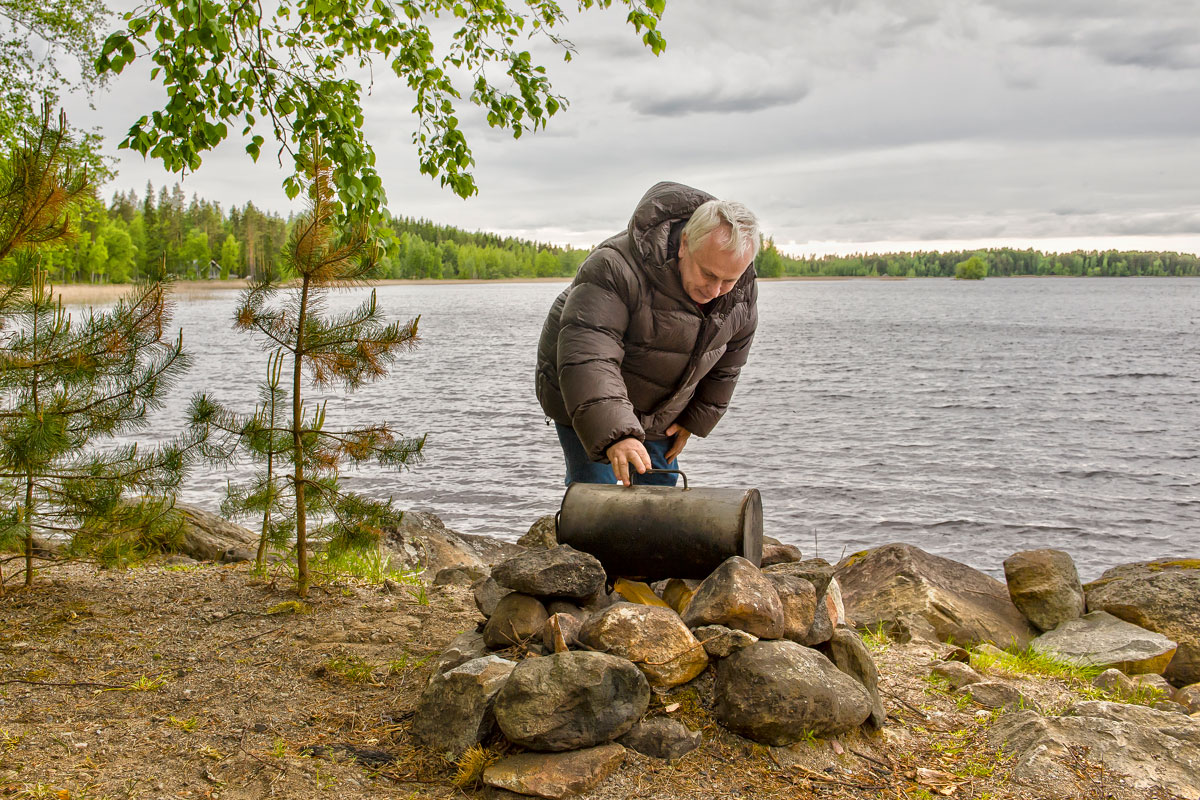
[
  {"left": 762, "top": 246, "right": 1200, "bottom": 278},
  {"left": 24, "top": 184, "right": 590, "bottom": 283},
  {"left": 15, "top": 183, "right": 1200, "bottom": 283}
]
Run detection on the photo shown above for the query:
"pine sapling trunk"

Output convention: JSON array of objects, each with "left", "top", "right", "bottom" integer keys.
[
  {"left": 24, "top": 278, "right": 41, "bottom": 587},
  {"left": 292, "top": 277, "right": 310, "bottom": 596},
  {"left": 255, "top": 353, "right": 282, "bottom": 570},
  {"left": 23, "top": 475, "right": 34, "bottom": 587}
]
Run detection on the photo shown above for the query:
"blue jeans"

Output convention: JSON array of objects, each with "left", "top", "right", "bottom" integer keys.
[{"left": 555, "top": 423, "right": 679, "bottom": 486}]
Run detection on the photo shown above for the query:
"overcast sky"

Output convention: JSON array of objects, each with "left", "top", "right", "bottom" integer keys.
[{"left": 72, "top": 0, "right": 1200, "bottom": 256}]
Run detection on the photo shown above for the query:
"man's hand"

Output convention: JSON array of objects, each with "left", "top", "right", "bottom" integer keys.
[
  {"left": 664, "top": 424, "right": 691, "bottom": 462},
  {"left": 606, "top": 437, "right": 651, "bottom": 487}
]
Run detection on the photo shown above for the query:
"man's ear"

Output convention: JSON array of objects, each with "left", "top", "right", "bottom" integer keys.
[{"left": 678, "top": 232, "right": 688, "bottom": 259}]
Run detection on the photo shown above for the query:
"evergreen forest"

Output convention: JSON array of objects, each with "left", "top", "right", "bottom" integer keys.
[{"left": 10, "top": 183, "right": 1200, "bottom": 285}]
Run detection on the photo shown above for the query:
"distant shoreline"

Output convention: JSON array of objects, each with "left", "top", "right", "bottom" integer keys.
[{"left": 47, "top": 273, "right": 1196, "bottom": 305}]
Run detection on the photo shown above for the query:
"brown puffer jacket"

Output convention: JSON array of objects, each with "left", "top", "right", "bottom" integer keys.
[{"left": 536, "top": 181, "right": 758, "bottom": 462}]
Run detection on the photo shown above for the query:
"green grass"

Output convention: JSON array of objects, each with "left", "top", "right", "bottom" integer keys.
[
  {"left": 285, "top": 545, "right": 425, "bottom": 588},
  {"left": 861, "top": 622, "right": 892, "bottom": 653},
  {"left": 323, "top": 654, "right": 378, "bottom": 684},
  {"left": 970, "top": 645, "right": 1103, "bottom": 682}
]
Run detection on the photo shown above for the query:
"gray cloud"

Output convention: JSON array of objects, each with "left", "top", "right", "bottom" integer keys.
[
  {"left": 620, "top": 84, "right": 810, "bottom": 117},
  {"left": 76, "top": 0, "right": 1200, "bottom": 255}
]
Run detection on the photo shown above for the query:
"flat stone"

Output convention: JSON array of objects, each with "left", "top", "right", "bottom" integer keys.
[
  {"left": 517, "top": 515, "right": 558, "bottom": 549},
  {"left": 828, "top": 628, "right": 885, "bottom": 729},
  {"left": 1032, "top": 610, "right": 1177, "bottom": 674},
  {"left": 713, "top": 640, "right": 873, "bottom": 745},
  {"left": 494, "top": 651, "right": 650, "bottom": 751},
  {"left": 433, "top": 630, "right": 490, "bottom": 674},
  {"left": 483, "top": 593, "right": 549, "bottom": 648},
  {"left": 1086, "top": 558, "right": 1200, "bottom": 684},
  {"left": 483, "top": 744, "right": 625, "bottom": 799},
  {"left": 989, "top": 701, "right": 1200, "bottom": 799},
  {"left": 617, "top": 717, "right": 701, "bottom": 760},
  {"left": 931, "top": 661, "right": 984, "bottom": 689},
  {"left": 473, "top": 576, "right": 511, "bottom": 618},
  {"left": 492, "top": 545, "right": 607, "bottom": 601},
  {"left": 693, "top": 624, "right": 758, "bottom": 658},
  {"left": 960, "top": 681, "right": 1031, "bottom": 711},
  {"left": 410, "top": 655, "right": 516, "bottom": 760},
  {"left": 579, "top": 603, "right": 708, "bottom": 689},
  {"left": 765, "top": 574, "right": 817, "bottom": 644},
  {"left": 681, "top": 556, "right": 785, "bottom": 639},
  {"left": 1003, "top": 549, "right": 1086, "bottom": 632},
  {"left": 836, "top": 543, "right": 1035, "bottom": 648}
]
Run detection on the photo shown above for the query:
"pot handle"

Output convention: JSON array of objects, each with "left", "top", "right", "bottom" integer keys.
[{"left": 641, "top": 469, "right": 688, "bottom": 489}]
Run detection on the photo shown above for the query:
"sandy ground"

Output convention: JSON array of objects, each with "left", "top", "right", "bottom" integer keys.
[{"left": 0, "top": 559, "right": 1181, "bottom": 800}]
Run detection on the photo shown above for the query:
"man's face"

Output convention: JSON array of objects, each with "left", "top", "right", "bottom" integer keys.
[{"left": 677, "top": 229, "right": 753, "bottom": 305}]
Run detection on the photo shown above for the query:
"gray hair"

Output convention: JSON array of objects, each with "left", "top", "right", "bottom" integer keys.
[{"left": 682, "top": 199, "right": 761, "bottom": 262}]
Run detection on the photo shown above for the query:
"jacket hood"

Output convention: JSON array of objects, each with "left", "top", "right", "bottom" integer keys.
[{"left": 627, "top": 181, "right": 717, "bottom": 270}]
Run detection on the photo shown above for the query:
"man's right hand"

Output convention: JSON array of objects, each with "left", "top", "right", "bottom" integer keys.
[{"left": 606, "top": 437, "right": 651, "bottom": 487}]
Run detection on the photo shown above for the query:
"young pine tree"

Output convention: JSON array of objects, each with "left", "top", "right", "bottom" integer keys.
[
  {"left": 191, "top": 148, "right": 424, "bottom": 596},
  {"left": 0, "top": 107, "right": 196, "bottom": 589}
]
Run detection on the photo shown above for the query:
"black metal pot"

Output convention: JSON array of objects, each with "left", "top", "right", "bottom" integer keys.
[{"left": 556, "top": 470, "right": 763, "bottom": 580}]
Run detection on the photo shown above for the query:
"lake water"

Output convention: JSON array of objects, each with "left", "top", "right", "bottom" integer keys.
[{"left": 128, "top": 277, "right": 1200, "bottom": 581}]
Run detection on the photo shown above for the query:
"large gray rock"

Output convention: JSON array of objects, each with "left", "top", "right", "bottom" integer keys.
[
  {"left": 1085, "top": 558, "right": 1200, "bottom": 685},
  {"left": 617, "top": 717, "right": 701, "bottom": 760},
  {"left": 682, "top": 556, "right": 785, "bottom": 639},
  {"left": 517, "top": 515, "right": 558, "bottom": 550},
  {"left": 765, "top": 574, "right": 817, "bottom": 644},
  {"left": 492, "top": 545, "right": 607, "bottom": 601},
  {"left": 836, "top": 543, "right": 1035, "bottom": 648},
  {"left": 494, "top": 651, "right": 650, "bottom": 751},
  {"left": 383, "top": 510, "right": 488, "bottom": 577},
  {"left": 410, "top": 655, "right": 516, "bottom": 760},
  {"left": 1031, "top": 610, "right": 1177, "bottom": 675},
  {"left": 579, "top": 603, "right": 708, "bottom": 690},
  {"left": 482, "top": 744, "right": 625, "bottom": 799},
  {"left": 483, "top": 593, "right": 549, "bottom": 648},
  {"left": 175, "top": 503, "right": 257, "bottom": 561},
  {"left": 713, "top": 640, "right": 873, "bottom": 745},
  {"left": 828, "top": 628, "right": 885, "bottom": 729},
  {"left": 989, "top": 701, "right": 1200, "bottom": 799},
  {"left": 1003, "top": 549, "right": 1086, "bottom": 632}
]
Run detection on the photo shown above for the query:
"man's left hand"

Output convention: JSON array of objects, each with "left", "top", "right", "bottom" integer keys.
[{"left": 664, "top": 424, "right": 691, "bottom": 462}]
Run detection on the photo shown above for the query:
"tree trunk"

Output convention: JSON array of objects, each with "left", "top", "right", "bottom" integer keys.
[{"left": 292, "top": 278, "right": 310, "bottom": 596}]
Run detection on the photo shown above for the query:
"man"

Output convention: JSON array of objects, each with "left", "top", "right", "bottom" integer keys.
[{"left": 536, "top": 181, "right": 760, "bottom": 486}]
